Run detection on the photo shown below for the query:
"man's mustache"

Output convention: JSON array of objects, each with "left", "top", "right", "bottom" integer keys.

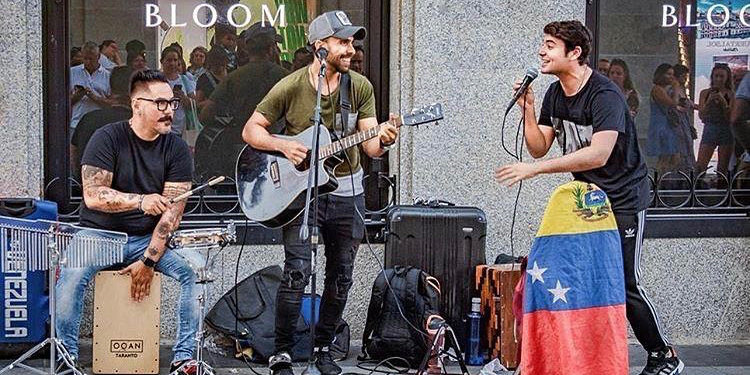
[{"left": 158, "top": 115, "right": 173, "bottom": 122}]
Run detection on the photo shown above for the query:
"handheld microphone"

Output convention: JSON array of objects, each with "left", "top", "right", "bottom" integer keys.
[
  {"left": 315, "top": 47, "right": 328, "bottom": 62},
  {"left": 506, "top": 67, "right": 539, "bottom": 113}
]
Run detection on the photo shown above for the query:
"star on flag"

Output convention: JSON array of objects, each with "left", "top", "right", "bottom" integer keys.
[
  {"left": 527, "top": 261, "right": 547, "bottom": 284},
  {"left": 548, "top": 280, "right": 570, "bottom": 303}
]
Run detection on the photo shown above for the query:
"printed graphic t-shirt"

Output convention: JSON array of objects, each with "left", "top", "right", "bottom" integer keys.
[{"left": 538, "top": 70, "right": 650, "bottom": 214}]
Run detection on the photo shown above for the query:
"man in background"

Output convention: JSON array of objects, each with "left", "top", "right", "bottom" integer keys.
[
  {"left": 70, "top": 41, "right": 111, "bottom": 133},
  {"left": 71, "top": 66, "right": 132, "bottom": 181},
  {"left": 99, "top": 40, "right": 122, "bottom": 70}
]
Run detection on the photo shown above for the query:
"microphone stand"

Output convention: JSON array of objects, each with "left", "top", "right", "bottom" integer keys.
[{"left": 300, "top": 54, "right": 327, "bottom": 375}]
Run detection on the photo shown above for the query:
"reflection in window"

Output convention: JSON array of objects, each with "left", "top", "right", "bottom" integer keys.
[
  {"left": 597, "top": 0, "right": 750, "bottom": 208},
  {"left": 65, "top": 0, "right": 384, "bottom": 218}
]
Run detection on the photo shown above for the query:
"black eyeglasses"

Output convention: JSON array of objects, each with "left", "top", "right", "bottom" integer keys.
[{"left": 136, "top": 97, "right": 180, "bottom": 111}]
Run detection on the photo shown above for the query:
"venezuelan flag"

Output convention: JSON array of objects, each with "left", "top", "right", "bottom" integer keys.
[{"left": 520, "top": 181, "right": 628, "bottom": 375}]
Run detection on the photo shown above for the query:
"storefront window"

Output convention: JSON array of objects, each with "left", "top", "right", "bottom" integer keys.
[
  {"left": 45, "top": 1, "right": 391, "bottom": 229},
  {"left": 69, "top": 1, "right": 322, "bottom": 184},
  {"left": 596, "top": 0, "right": 750, "bottom": 210}
]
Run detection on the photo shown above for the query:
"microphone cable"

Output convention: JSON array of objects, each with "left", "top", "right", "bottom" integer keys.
[{"left": 500, "top": 88, "right": 529, "bottom": 258}]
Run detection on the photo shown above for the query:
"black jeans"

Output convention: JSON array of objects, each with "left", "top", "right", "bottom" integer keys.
[
  {"left": 274, "top": 193, "right": 365, "bottom": 353},
  {"left": 615, "top": 210, "right": 671, "bottom": 353}
]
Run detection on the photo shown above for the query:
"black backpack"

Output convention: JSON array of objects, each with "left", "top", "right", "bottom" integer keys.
[
  {"left": 360, "top": 266, "right": 441, "bottom": 367},
  {"left": 204, "top": 265, "right": 350, "bottom": 362}
]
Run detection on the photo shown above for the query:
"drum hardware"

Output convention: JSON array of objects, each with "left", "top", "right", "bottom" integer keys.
[
  {"left": 167, "top": 222, "right": 237, "bottom": 375},
  {"left": 0, "top": 216, "right": 126, "bottom": 375}
]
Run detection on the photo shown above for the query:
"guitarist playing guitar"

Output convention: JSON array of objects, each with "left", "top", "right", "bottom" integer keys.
[{"left": 241, "top": 10, "right": 398, "bottom": 375}]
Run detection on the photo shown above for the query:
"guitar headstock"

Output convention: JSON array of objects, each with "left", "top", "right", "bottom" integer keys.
[{"left": 401, "top": 103, "right": 443, "bottom": 127}]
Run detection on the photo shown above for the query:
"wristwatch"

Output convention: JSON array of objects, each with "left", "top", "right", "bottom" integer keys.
[{"left": 139, "top": 255, "right": 157, "bottom": 268}]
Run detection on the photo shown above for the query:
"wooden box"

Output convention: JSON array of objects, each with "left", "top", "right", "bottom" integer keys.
[
  {"left": 92, "top": 271, "right": 161, "bottom": 374},
  {"left": 475, "top": 263, "right": 523, "bottom": 369}
]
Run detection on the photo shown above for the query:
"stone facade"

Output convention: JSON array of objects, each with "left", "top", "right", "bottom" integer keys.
[{"left": 0, "top": 0, "right": 746, "bottom": 346}]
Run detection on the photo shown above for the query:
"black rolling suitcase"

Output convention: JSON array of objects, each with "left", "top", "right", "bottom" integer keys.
[{"left": 384, "top": 200, "right": 486, "bottom": 344}]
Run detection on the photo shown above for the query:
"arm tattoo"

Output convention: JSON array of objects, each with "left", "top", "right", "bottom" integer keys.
[
  {"left": 156, "top": 221, "right": 171, "bottom": 240},
  {"left": 162, "top": 182, "right": 191, "bottom": 200},
  {"left": 81, "top": 165, "right": 140, "bottom": 213},
  {"left": 144, "top": 182, "right": 191, "bottom": 260}
]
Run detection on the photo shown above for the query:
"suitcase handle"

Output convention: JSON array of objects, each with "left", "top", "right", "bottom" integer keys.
[{"left": 413, "top": 197, "right": 455, "bottom": 208}]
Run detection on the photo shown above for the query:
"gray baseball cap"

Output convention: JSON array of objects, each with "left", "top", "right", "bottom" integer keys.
[{"left": 307, "top": 11, "right": 366, "bottom": 44}]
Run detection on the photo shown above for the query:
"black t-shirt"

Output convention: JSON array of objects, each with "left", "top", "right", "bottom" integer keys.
[
  {"left": 71, "top": 106, "right": 132, "bottom": 178},
  {"left": 80, "top": 121, "right": 193, "bottom": 235},
  {"left": 196, "top": 72, "right": 219, "bottom": 101},
  {"left": 210, "top": 61, "right": 288, "bottom": 127},
  {"left": 539, "top": 70, "right": 649, "bottom": 213}
]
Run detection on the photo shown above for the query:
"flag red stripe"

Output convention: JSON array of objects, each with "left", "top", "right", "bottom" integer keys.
[{"left": 521, "top": 305, "right": 628, "bottom": 375}]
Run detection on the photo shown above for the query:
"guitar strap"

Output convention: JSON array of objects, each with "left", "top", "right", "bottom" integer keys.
[
  {"left": 338, "top": 72, "right": 352, "bottom": 139},
  {"left": 336, "top": 72, "right": 361, "bottom": 238}
]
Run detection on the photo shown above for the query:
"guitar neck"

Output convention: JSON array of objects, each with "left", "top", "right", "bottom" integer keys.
[{"left": 318, "top": 118, "right": 401, "bottom": 159}]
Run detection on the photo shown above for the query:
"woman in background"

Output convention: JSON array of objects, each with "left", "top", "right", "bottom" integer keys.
[
  {"left": 697, "top": 64, "right": 734, "bottom": 178},
  {"left": 671, "top": 64, "right": 697, "bottom": 171},
  {"left": 647, "top": 63, "right": 684, "bottom": 173},
  {"left": 608, "top": 58, "right": 639, "bottom": 118},
  {"left": 160, "top": 46, "right": 196, "bottom": 135},
  {"left": 187, "top": 46, "right": 208, "bottom": 80}
]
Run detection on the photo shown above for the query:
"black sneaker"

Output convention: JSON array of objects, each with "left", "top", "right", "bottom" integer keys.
[
  {"left": 313, "top": 347, "right": 341, "bottom": 375},
  {"left": 169, "top": 359, "right": 197, "bottom": 375},
  {"left": 269, "top": 352, "right": 294, "bottom": 375},
  {"left": 639, "top": 347, "right": 685, "bottom": 375}
]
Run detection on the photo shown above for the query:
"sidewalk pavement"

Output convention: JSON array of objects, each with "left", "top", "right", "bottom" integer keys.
[{"left": 0, "top": 343, "right": 747, "bottom": 375}]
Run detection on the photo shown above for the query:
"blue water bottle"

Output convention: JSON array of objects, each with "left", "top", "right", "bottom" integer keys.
[{"left": 466, "top": 297, "right": 483, "bottom": 365}]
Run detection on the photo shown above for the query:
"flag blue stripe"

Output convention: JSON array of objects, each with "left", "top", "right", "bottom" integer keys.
[{"left": 524, "top": 230, "right": 625, "bottom": 313}]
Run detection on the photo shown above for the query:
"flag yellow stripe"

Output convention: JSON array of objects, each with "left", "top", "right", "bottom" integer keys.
[{"left": 536, "top": 181, "right": 619, "bottom": 237}]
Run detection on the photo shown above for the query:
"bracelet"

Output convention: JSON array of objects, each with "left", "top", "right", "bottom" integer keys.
[{"left": 138, "top": 194, "right": 145, "bottom": 212}]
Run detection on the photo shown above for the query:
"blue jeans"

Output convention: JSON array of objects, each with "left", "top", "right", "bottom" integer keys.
[{"left": 55, "top": 232, "right": 203, "bottom": 363}]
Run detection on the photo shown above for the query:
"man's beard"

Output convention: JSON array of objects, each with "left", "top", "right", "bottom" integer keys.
[{"left": 328, "top": 54, "right": 352, "bottom": 73}]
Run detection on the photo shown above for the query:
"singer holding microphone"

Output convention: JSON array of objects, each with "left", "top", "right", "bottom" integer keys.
[
  {"left": 242, "top": 10, "right": 399, "bottom": 375},
  {"left": 495, "top": 21, "right": 683, "bottom": 375}
]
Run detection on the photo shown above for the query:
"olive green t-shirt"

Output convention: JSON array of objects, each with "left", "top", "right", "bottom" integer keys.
[
  {"left": 210, "top": 61, "right": 289, "bottom": 126},
  {"left": 255, "top": 67, "right": 376, "bottom": 176}
]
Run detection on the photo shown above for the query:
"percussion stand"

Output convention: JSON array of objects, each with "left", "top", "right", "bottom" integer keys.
[
  {"left": 0, "top": 226, "right": 84, "bottom": 375},
  {"left": 191, "top": 246, "right": 226, "bottom": 375},
  {"left": 168, "top": 224, "right": 235, "bottom": 375}
]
